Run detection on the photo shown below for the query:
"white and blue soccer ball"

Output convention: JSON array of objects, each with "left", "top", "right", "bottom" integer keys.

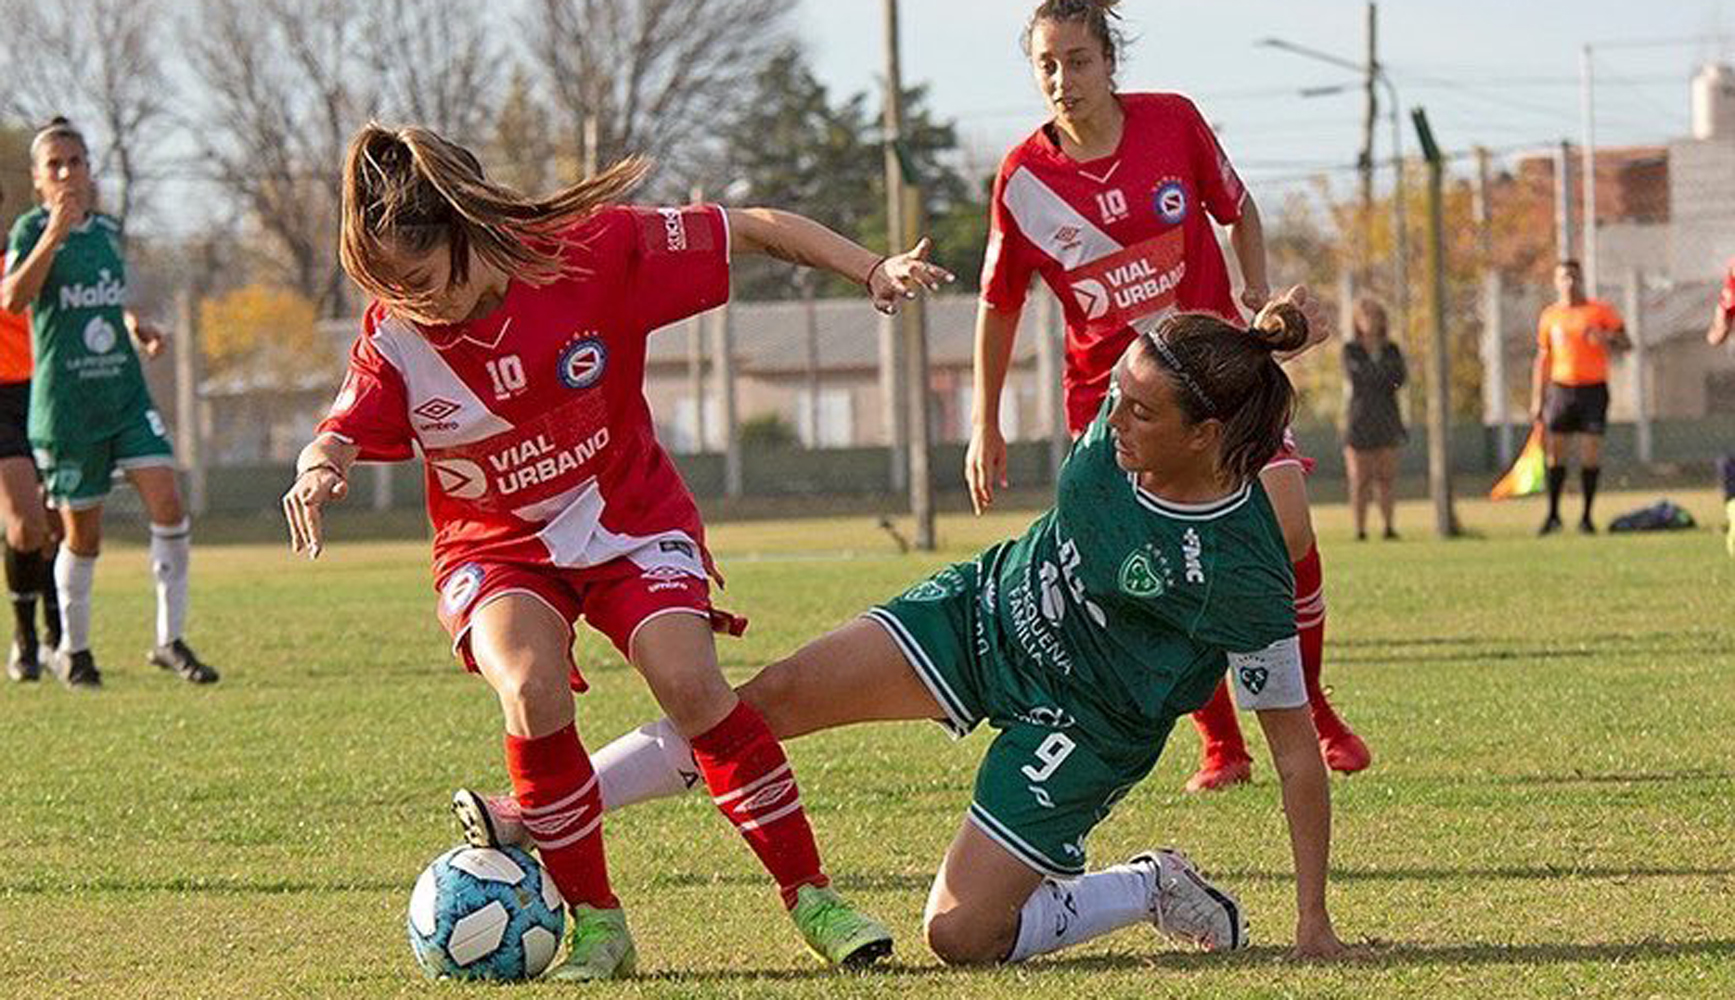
[{"left": 406, "top": 845, "right": 565, "bottom": 981}]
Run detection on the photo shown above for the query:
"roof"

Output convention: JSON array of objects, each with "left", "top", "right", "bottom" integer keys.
[
  {"left": 311, "top": 292, "right": 1055, "bottom": 380},
  {"left": 642, "top": 293, "right": 1050, "bottom": 374}
]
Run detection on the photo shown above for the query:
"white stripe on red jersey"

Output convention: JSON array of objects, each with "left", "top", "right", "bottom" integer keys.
[
  {"left": 317, "top": 204, "right": 731, "bottom": 585},
  {"left": 980, "top": 93, "right": 1248, "bottom": 435}
]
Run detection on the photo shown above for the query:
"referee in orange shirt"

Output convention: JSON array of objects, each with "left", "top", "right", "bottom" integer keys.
[{"left": 1529, "top": 259, "right": 1629, "bottom": 535}]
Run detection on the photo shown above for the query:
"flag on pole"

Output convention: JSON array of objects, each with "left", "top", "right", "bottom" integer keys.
[{"left": 1490, "top": 425, "right": 1547, "bottom": 500}]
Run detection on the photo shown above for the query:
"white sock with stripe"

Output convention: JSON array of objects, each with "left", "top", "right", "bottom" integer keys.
[
  {"left": 149, "top": 519, "right": 191, "bottom": 646},
  {"left": 53, "top": 549, "right": 97, "bottom": 653},
  {"left": 594, "top": 716, "right": 701, "bottom": 811},
  {"left": 1006, "top": 865, "right": 1151, "bottom": 962}
]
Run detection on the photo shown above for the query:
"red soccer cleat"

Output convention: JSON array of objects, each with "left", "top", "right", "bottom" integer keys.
[
  {"left": 1184, "top": 753, "right": 1252, "bottom": 793},
  {"left": 1320, "top": 730, "right": 1372, "bottom": 774}
]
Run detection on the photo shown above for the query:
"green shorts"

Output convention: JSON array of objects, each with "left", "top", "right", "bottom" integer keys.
[
  {"left": 865, "top": 553, "right": 1159, "bottom": 878},
  {"left": 33, "top": 406, "right": 175, "bottom": 509}
]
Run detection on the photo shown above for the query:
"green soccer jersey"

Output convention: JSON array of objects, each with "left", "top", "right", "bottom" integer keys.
[
  {"left": 981, "top": 403, "right": 1300, "bottom": 753},
  {"left": 6, "top": 207, "right": 151, "bottom": 444}
]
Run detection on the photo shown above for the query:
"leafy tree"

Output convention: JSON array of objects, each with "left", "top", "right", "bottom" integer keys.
[{"left": 199, "top": 283, "right": 325, "bottom": 382}]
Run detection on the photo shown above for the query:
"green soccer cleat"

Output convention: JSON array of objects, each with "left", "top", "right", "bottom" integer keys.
[
  {"left": 789, "top": 884, "right": 894, "bottom": 967},
  {"left": 546, "top": 904, "right": 637, "bottom": 982}
]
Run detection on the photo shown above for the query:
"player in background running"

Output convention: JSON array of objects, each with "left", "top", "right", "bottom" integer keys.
[
  {"left": 282, "top": 124, "right": 952, "bottom": 980},
  {"left": 962, "top": 0, "right": 1368, "bottom": 791},
  {"left": 0, "top": 118, "right": 213, "bottom": 689}
]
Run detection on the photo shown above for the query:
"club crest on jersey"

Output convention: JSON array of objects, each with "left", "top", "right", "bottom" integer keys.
[
  {"left": 430, "top": 457, "right": 488, "bottom": 500},
  {"left": 1153, "top": 181, "right": 1188, "bottom": 225},
  {"left": 441, "top": 563, "right": 486, "bottom": 615},
  {"left": 1119, "top": 545, "right": 1175, "bottom": 599},
  {"left": 559, "top": 337, "right": 607, "bottom": 389}
]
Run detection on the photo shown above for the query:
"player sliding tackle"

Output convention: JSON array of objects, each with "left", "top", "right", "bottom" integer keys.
[
  {"left": 282, "top": 123, "right": 951, "bottom": 980},
  {"left": 460, "top": 290, "right": 1349, "bottom": 964}
]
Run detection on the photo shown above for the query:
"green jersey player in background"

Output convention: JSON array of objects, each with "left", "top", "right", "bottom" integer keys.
[
  {"left": 454, "top": 289, "right": 1347, "bottom": 965},
  {"left": 0, "top": 118, "right": 215, "bottom": 688}
]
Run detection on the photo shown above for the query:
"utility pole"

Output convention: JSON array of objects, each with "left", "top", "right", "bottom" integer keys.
[
  {"left": 884, "top": 0, "right": 934, "bottom": 550},
  {"left": 1554, "top": 140, "right": 1576, "bottom": 263},
  {"left": 1581, "top": 45, "right": 1599, "bottom": 295},
  {"left": 1034, "top": 289, "right": 1068, "bottom": 480},
  {"left": 173, "top": 287, "right": 207, "bottom": 517},
  {"left": 1626, "top": 268, "right": 1652, "bottom": 464},
  {"left": 1475, "top": 148, "right": 1512, "bottom": 466},
  {"left": 1360, "top": 2, "right": 1378, "bottom": 289},
  {"left": 1413, "top": 108, "right": 1458, "bottom": 538}
]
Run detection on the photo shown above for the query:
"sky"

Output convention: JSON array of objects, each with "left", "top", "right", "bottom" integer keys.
[{"left": 792, "top": 0, "right": 1735, "bottom": 199}]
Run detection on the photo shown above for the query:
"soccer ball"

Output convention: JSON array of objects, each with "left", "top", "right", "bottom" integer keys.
[{"left": 406, "top": 844, "right": 565, "bottom": 980}]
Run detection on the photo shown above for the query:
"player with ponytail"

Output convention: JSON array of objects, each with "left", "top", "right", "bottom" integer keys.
[
  {"left": 285, "top": 123, "right": 951, "bottom": 979},
  {"left": 966, "top": 0, "right": 1371, "bottom": 793},
  {"left": 502, "top": 289, "right": 1347, "bottom": 964}
]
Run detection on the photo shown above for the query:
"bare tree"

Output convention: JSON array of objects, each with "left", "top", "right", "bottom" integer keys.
[
  {"left": 184, "top": 0, "right": 369, "bottom": 317},
  {"left": 186, "top": 0, "right": 509, "bottom": 318},
  {"left": 0, "top": 0, "right": 174, "bottom": 228},
  {"left": 525, "top": 0, "right": 791, "bottom": 187},
  {"left": 362, "top": 0, "right": 504, "bottom": 148}
]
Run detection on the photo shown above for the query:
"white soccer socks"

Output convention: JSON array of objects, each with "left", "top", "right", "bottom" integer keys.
[
  {"left": 593, "top": 717, "right": 701, "bottom": 811},
  {"left": 149, "top": 519, "right": 191, "bottom": 646},
  {"left": 53, "top": 549, "right": 97, "bottom": 653},
  {"left": 1006, "top": 865, "right": 1151, "bottom": 962}
]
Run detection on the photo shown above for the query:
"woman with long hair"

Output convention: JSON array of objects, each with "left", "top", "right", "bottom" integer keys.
[
  {"left": 961, "top": 0, "right": 1370, "bottom": 790},
  {"left": 1, "top": 118, "right": 213, "bottom": 688},
  {"left": 1343, "top": 297, "right": 1407, "bottom": 540},
  {"left": 471, "top": 293, "right": 1347, "bottom": 964},
  {"left": 282, "top": 123, "right": 951, "bottom": 979}
]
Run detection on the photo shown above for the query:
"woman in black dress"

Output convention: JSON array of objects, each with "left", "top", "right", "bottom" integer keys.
[{"left": 1342, "top": 297, "right": 1406, "bottom": 540}]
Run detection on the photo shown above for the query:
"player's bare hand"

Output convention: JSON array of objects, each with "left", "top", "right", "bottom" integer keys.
[
  {"left": 130, "top": 320, "right": 166, "bottom": 360},
  {"left": 282, "top": 467, "right": 349, "bottom": 559},
  {"left": 44, "top": 186, "right": 87, "bottom": 242},
  {"left": 965, "top": 423, "right": 1007, "bottom": 516},
  {"left": 1240, "top": 282, "right": 1271, "bottom": 316},
  {"left": 1262, "top": 284, "right": 1331, "bottom": 361},
  {"left": 869, "top": 238, "right": 954, "bottom": 315}
]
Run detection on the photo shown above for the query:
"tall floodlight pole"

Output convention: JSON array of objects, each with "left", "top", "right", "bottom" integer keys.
[
  {"left": 1413, "top": 108, "right": 1458, "bottom": 538},
  {"left": 884, "top": 0, "right": 934, "bottom": 550}
]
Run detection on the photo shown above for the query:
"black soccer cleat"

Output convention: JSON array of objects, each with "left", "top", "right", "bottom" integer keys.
[
  {"left": 52, "top": 649, "right": 102, "bottom": 689},
  {"left": 149, "top": 639, "right": 219, "bottom": 684},
  {"left": 7, "top": 642, "right": 40, "bottom": 682}
]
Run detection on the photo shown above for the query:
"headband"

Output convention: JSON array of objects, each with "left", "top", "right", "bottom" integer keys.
[{"left": 1146, "top": 333, "right": 1217, "bottom": 417}]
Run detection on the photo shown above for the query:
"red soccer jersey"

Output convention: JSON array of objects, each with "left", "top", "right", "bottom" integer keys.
[
  {"left": 1721, "top": 258, "right": 1735, "bottom": 319},
  {"left": 317, "top": 204, "right": 730, "bottom": 584},
  {"left": 980, "top": 92, "right": 1247, "bottom": 434}
]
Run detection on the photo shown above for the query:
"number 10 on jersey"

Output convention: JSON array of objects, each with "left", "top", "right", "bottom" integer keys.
[{"left": 486, "top": 355, "right": 527, "bottom": 399}]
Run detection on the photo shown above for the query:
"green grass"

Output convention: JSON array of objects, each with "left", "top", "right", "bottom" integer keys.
[{"left": 2, "top": 488, "right": 1732, "bottom": 998}]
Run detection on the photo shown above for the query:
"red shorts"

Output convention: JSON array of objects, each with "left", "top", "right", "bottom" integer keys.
[
  {"left": 1262, "top": 426, "right": 1316, "bottom": 475},
  {"left": 434, "top": 535, "right": 747, "bottom": 691}
]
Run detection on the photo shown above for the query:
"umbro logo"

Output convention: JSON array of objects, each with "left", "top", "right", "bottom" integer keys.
[{"left": 413, "top": 398, "right": 461, "bottom": 421}]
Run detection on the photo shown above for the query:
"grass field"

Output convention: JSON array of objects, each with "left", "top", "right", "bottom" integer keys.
[{"left": 2, "top": 488, "right": 1732, "bottom": 998}]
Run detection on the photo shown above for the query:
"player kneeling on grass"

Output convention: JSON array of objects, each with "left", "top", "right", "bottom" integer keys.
[
  {"left": 459, "top": 291, "right": 1346, "bottom": 963},
  {"left": 282, "top": 123, "right": 952, "bottom": 980}
]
